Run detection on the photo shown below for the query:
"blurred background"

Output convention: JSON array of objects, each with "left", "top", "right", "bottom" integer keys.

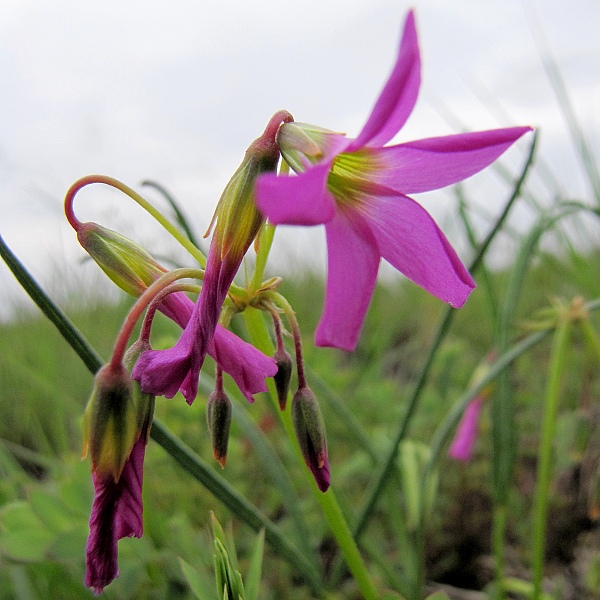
[{"left": 1, "top": 0, "right": 598, "bottom": 319}]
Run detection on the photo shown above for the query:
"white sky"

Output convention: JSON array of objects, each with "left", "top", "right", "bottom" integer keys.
[{"left": 1, "top": 0, "right": 599, "bottom": 319}]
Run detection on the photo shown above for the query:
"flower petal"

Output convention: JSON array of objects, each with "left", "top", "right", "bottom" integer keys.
[
  {"left": 132, "top": 325, "right": 197, "bottom": 401},
  {"left": 255, "top": 161, "right": 336, "bottom": 225},
  {"left": 209, "top": 327, "right": 278, "bottom": 402},
  {"left": 369, "top": 126, "right": 533, "bottom": 193},
  {"left": 85, "top": 438, "right": 146, "bottom": 594},
  {"left": 365, "top": 191, "right": 475, "bottom": 307},
  {"left": 315, "top": 211, "right": 380, "bottom": 351},
  {"left": 350, "top": 10, "right": 420, "bottom": 150}
]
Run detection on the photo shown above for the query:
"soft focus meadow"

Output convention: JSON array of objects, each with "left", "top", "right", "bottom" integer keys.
[{"left": 2, "top": 8, "right": 600, "bottom": 600}]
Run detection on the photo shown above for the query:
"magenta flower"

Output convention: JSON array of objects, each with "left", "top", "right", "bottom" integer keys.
[
  {"left": 134, "top": 111, "right": 292, "bottom": 402},
  {"left": 448, "top": 397, "right": 484, "bottom": 462},
  {"left": 155, "top": 284, "right": 278, "bottom": 403},
  {"left": 85, "top": 437, "right": 146, "bottom": 594},
  {"left": 256, "top": 11, "right": 532, "bottom": 351}
]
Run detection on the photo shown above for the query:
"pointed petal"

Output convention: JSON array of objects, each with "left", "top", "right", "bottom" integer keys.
[
  {"left": 85, "top": 438, "right": 146, "bottom": 594},
  {"left": 157, "top": 291, "right": 276, "bottom": 402},
  {"left": 209, "top": 328, "right": 278, "bottom": 402},
  {"left": 315, "top": 211, "right": 380, "bottom": 351},
  {"left": 365, "top": 192, "right": 475, "bottom": 306},
  {"left": 369, "top": 126, "right": 533, "bottom": 193},
  {"left": 350, "top": 10, "right": 420, "bottom": 150},
  {"left": 255, "top": 162, "right": 336, "bottom": 225},
  {"left": 113, "top": 439, "right": 145, "bottom": 539}
]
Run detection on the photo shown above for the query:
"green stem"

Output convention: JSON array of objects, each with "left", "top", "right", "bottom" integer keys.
[
  {"left": 250, "top": 160, "right": 288, "bottom": 291},
  {"left": 242, "top": 306, "right": 379, "bottom": 600},
  {"left": 492, "top": 505, "right": 507, "bottom": 600},
  {"left": 64, "top": 175, "right": 207, "bottom": 268},
  {"left": 251, "top": 222, "right": 276, "bottom": 291},
  {"left": 149, "top": 420, "right": 324, "bottom": 596},
  {"left": 531, "top": 319, "right": 571, "bottom": 600}
]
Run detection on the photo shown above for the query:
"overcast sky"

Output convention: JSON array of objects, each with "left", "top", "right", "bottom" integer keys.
[{"left": 1, "top": 0, "right": 599, "bottom": 319}]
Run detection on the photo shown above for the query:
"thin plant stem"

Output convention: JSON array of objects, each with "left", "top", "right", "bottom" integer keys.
[
  {"left": 531, "top": 319, "right": 572, "bottom": 599},
  {"left": 241, "top": 306, "right": 379, "bottom": 600},
  {"left": 492, "top": 504, "right": 507, "bottom": 600},
  {"left": 109, "top": 268, "right": 204, "bottom": 367},
  {"left": 64, "top": 174, "right": 208, "bottom": 268},
  {"left": 250, "top": 161, "right": 288, "bottom": 291}
]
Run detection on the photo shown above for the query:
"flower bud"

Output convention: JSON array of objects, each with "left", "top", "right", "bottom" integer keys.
[
  {"left": 276, "top": 122, "right": 347, "bottom": 172},
  {"left": 211, "top": 110, "right": 294, "bottom": 262},
  {"left": 76, "top": 222, "right": 166, "bottom": 297},
  {"left": 273, "top": 347, "right": 293, "bottom": 411},
  {"left": 206, "top": 388, "right": 232, "bottom": 468},
  {"left": 82, "top": 363, "right": 138, "bottom": 482},
  {"left": 291, "top": 386, "right": 330, "bottom": 492}
]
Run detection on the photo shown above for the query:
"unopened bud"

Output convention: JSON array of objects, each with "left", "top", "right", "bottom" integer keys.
[
  {"left": 82, "top": 363, "right": 138, "bottom": 481},
  {"left": 77, "top": 222, "right": 165, "bottom": 297},
  {"left": 273, "top": 347, "right": 293, "bottom": 411},
  {"left": 206, "top": 389, "right": 232, "bottom": 468},
  {"left": 210, "top": 110, "right": 293, "bottom": 261},
  {"left": 276, "top": 122, "right": 347, "bottom": 172},
  {"left": 291, "top": 386, "right": 330, "bottom": 492}
]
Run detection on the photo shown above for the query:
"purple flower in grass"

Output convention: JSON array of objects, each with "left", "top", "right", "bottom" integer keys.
[
  {"left": 256, "top": 11, "right": 532, "bottom": 351},
  {"left": 133, "top": 111, "right": 293, "bottom": 402}
]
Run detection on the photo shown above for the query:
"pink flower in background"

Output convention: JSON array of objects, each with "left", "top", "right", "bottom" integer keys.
[
  {"left": 256, "top": 10, "right": 532, "bottom": 351},
  {"left": 448, "top": 397, "right": 484, "bottom": 462}
]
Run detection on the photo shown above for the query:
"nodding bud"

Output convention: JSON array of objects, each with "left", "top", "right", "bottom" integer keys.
[
  {"left": 291, "top": 387, "right": 330, "bottom": 492},
  {"left": 125, "top": 340, "right": 156, "bottom": 445},
  {"left": 273, "top": 347, "right": 293, "bottom": 411},
  {"left": 209, "top": 110, "right": 294, "bottom": 262},
  {"left": 206, "top": 389, "right": 232, "bottom": 468},
  {"left": 76, "top": 222, "right": 166, "bottom": 297},
  {"left": 82, "top": 363, "right": 138, "bottom": 482},
  {"left": 276, "top": 122, "right": 347, "bottom": 173}
]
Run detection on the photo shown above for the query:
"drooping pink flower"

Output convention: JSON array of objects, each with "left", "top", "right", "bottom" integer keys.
[
  {"left": 134, "top": 111, "right": 293, "bottom": 402},
  {"left": 256, "top": 11, "right": 532, "bottom": 351},
  {"left": 85, "top": 437, "right": 146, "bottom": 594},
  {"left": 448, "top": 397, "right": 484, "bottom": 462},
  {"left": 71, "top": 219, "right": 277, "bottom": 404},
  {"left": 143, "top": 272, "right": 278, "bottom": 404}
]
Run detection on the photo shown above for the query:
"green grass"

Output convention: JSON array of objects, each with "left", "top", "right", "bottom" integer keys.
[{"left": 2, "top": 241, "right": 600, "bottom": 598}]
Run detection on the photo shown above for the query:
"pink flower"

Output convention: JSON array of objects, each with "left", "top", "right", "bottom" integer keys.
[
  {"left": 448, "top": 397, "right": 484, "bottom": 462},
  {"left": 85, "top": 437, "right": 146, "bottom": 594},
  {"left": 149, "top": 275, "right": 278, "bottom": 404},
  {"left": 256, "top": 11, "right": 532, "bottom": 351}
]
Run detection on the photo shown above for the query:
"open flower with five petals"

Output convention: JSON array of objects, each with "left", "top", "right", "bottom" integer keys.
[{"left": 256, "top": 10, "right": 532, "bottom": 351}]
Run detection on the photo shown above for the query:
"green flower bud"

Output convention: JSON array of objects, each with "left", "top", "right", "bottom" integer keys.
[
  {"left": 82, "top": 363, "right": 139, "bottom": 482},
  {"left": 206, "top": 389, "right": 232, "bottom": 468},
  {"left": 273, "top": 347, "right": 293, "bottom": 411},
  {"left": 77, "top": 222, "right": 166, "bottom": 297},
  {"left": 291, "top": 387, "right": 328, "bottom": 471},
  {"left": 210, "top": 110, "right": 293, "bottom": 262}
]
